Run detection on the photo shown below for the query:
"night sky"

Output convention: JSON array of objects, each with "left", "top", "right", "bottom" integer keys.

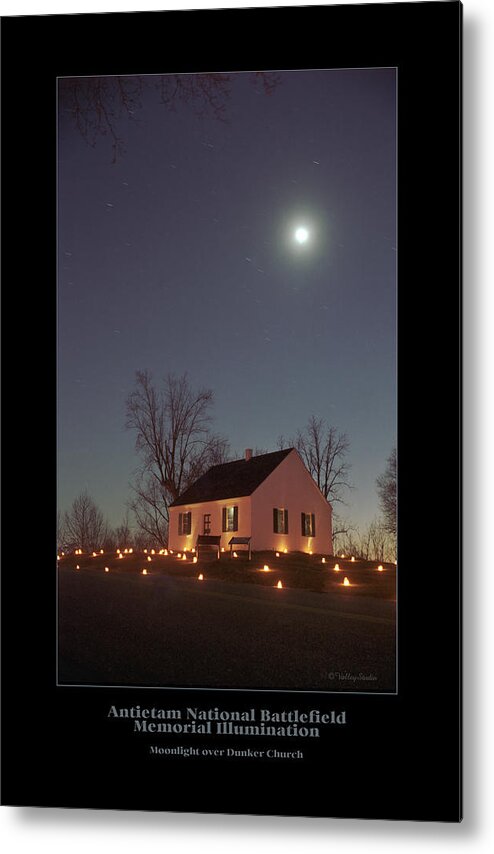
[{"left": 58, "top": 67, "right": 396, "bottom": 532}]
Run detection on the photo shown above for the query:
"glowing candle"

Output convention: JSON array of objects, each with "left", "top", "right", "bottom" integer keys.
[
  {"left": 233, "top": 552, "right": 238, "bottom": 558},
  {"left": 334, "top": 563, "right": 340, "bottom": 572},
  {"left": 193, "top": 556, "right": 198, "bottom": 564},
  {"left": 275, "top": 552, "right": 280, "bottom": 558},
  {"left": 142, "top": 568, "right": 147, "bottom": 575},
  {"left": 198, "top": 573, "right": 204, "bottom": 581},
  {"left": 147, "top": 556, "right": 152, "bottom": 562},
  {"left": 76, "top": 565, "right": 80, "bottom": 570},
  {"left": 377, "top": 565, "right": 384, "bottom": 572},
  {"left": 276, "top": 580, "right": 283, "bottom": 589},
  {"left": 351, "top": 556, "right": 355, "bottom": 562},
  {"left": 343, "top": 577, "right": 350, "bottom": 586},
  {"left": 283, "top": 548, "right": 288, "bottom": 554},
  {"left": 104, "top": 567, "right": 109, "bottom": 573},
  {"left": 322, "top": 557, "right": 326, "bottom": 564}
]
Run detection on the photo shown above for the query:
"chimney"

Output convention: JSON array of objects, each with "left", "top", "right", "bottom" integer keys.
[{"left": 245, "top": 448, "right": 253, "bottom": 462}]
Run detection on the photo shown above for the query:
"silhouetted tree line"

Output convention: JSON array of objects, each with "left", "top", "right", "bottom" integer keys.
[{"left": 59, "top": 374, "right": 396, "bottom": 559}]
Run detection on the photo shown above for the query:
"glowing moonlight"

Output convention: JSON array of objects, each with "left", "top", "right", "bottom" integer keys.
[{"left": 294, "top": 226, "right": 309, "bottom": 244}]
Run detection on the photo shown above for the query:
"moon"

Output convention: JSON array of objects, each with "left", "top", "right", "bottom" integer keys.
[{"left": 294, "top": 226, "right": 309, "bottom": 244}]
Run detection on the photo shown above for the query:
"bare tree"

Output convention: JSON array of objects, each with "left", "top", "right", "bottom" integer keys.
[
  {"left": 333, "top": 518, "right": 395, "bottom": 562},
  {"left": 63, "top": 491, "right": 108, "bottom": 552},
  {"left": 114, "top": 512, "right": 134, "bottom": 549},
  {"left": 59, "top": 72, "right": 280, "bottom": 163},
  {"left": 295, "top": 416, "right": 352, "bottom": 505},
  {"left": 331, "top": 514, "right": 356, "bottom": 549},
  {"left": 102, "top": 528, "right": 117, "bottom": 553},
  {"left": 333, "top": 528, "right": 362, "bottom": 559},
  {"left": 367, "top": 518, "right": 395, "bottom": 562},
  {"left": 127, "top": 471, "right": 170, "bottom": 548},
  {"left": 57, "top": 510, "right": 67, "bottom": 551},
  {"left": 376, "top": 447, "right": 397, "bottom": 535},
  {"left": 125, "top": 371, "right": 229, "bottom": 546},
  {"left": 133, "top": 529, "right": 153, "bottom": 551}
]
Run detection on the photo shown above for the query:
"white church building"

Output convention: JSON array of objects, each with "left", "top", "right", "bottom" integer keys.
[{"left": 168, "top": 448, "right": 333, "bottom": 555}]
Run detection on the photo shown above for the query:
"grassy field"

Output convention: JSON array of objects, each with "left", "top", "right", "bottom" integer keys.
[{"left": 58, "top": 548, "right": 396, "bottom": 600}]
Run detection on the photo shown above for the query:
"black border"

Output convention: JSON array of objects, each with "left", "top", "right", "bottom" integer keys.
[{"left": 1, "top": 1, "right": 462, "bottom": 821}]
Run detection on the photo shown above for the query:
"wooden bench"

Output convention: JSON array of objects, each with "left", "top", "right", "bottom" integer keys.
[
  {"left": 228, "top": 536, "right": 252, "bottom": 560},
  {"left": 195, "top": 535, "right": 221, "bottom": 560}
]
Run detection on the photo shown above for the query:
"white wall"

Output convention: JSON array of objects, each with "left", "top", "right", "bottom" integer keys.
[
  {"left": 168, "top": 495, "right": 251, "bottom": 551},
  {"left": 251, "top": 450, "right": 332, "bottom": 553}
]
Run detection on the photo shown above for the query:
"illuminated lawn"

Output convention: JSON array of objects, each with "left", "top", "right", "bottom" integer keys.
[{"left": 59, "top": 550, "right": 396, "bottom": 600}]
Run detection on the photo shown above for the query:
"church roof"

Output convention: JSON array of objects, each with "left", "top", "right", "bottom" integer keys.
[{"left": 169, "top": 448, "right": 293, "bottom": 507}]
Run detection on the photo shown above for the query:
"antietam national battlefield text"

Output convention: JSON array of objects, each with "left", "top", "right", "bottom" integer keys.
[{"left": 108, "top": 706, "right": 346, "bottom": 738}]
